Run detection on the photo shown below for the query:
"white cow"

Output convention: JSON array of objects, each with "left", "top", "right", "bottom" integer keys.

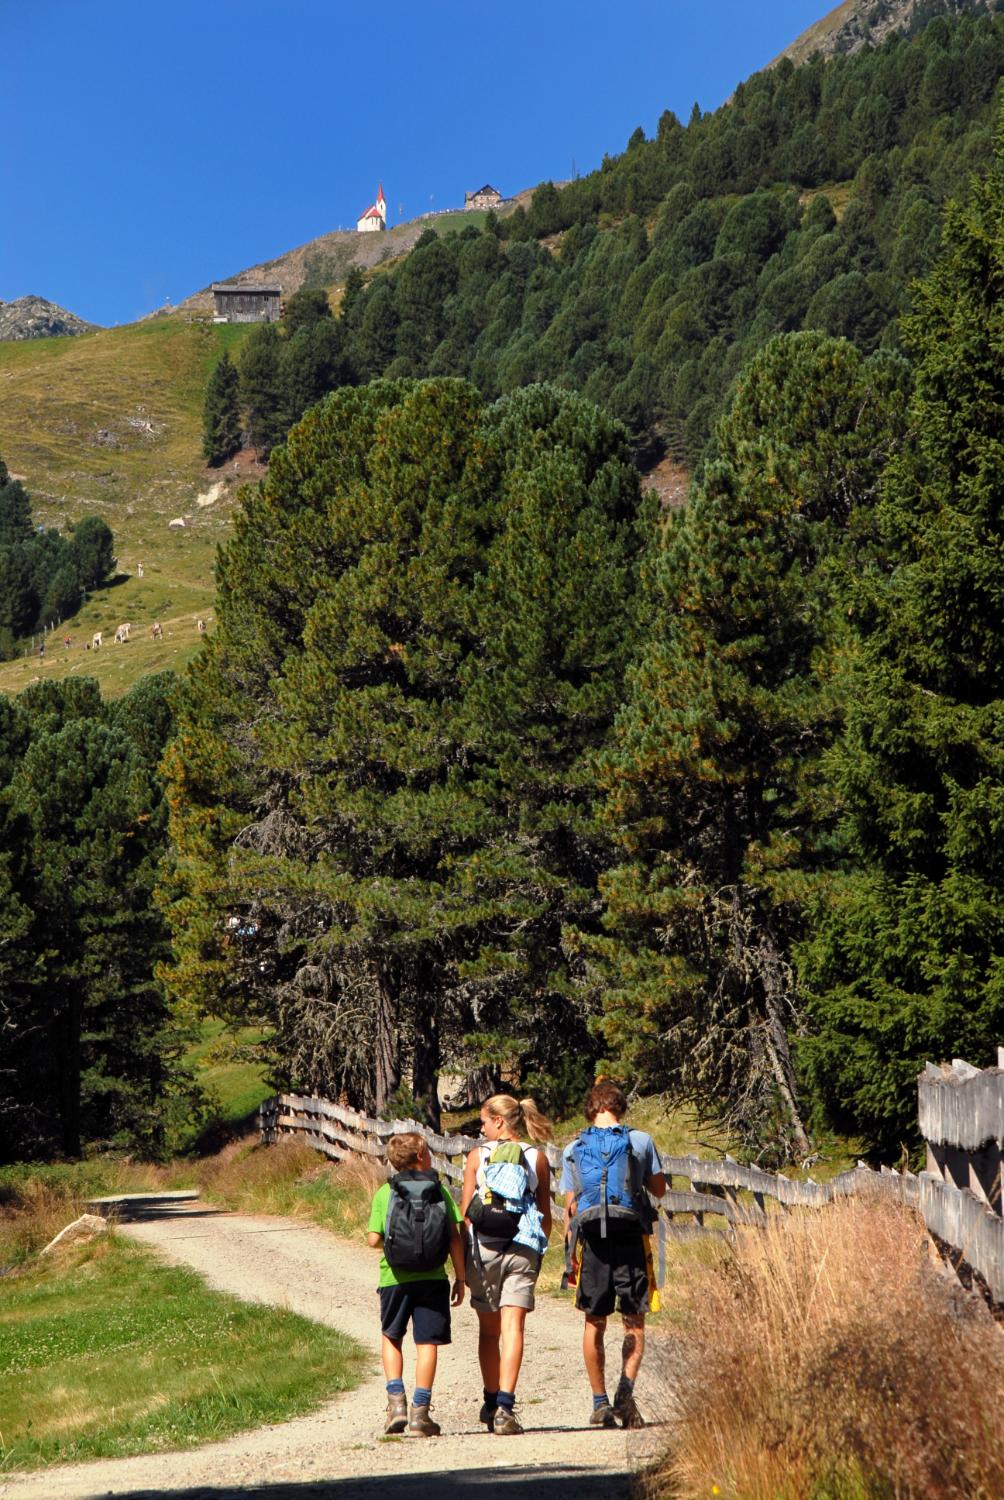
[
  {"left": 150, "top": 621, "right": 163, "bottom": 641},
  {"left": 137, "top": 562, "right": 144, "bottom": 578},
  {"left": 92, "top": 631, "right": 102, "bottom": 649},
  {"left": 114, "top": 622, "right": 131, "bottom": 644},
  {"left": 196, "top": 617, "right": 206, "bottom": 634}
]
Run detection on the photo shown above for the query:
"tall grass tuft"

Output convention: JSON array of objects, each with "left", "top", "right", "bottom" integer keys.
[
  {"left": 654, "top": 1198, "right": 1004, "bottom": 1500},
  {"left": 0, "top": 1160, "right": 189, "bottom": 1268},
  {"left": 194, "top": 1136, "right": 385, "bottom": 1236}
]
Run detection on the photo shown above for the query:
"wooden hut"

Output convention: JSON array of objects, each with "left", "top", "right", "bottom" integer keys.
[{"left": 211, "top": 283, "right": 282, "bottom": 323}]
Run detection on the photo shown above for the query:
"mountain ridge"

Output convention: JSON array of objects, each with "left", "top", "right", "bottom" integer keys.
[
  {"left": 775, "top": 0, "right": 995, "bottom": 66},
  {"left": 0, "top": 295, "right": 100, "bottom": 342}
]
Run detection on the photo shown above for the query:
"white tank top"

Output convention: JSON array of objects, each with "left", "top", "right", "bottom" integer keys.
[{"left": 476, "top": 1140, "right": 542, "bottom": 1195}]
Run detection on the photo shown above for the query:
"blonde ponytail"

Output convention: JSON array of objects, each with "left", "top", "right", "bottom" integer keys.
[
  {"left": 481, "top": 1093, "right": 555, "bottom": 1144},
  {"left": 519, "top": 1097, "right": 554, "bottom": 1144}
]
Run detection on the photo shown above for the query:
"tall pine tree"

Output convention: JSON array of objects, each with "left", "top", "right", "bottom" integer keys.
[
  {"left": 587, "top": 332, "right": 907, "bottom": 1156},
  {"left": 202, "top": 351, "right": 242, "bottom": 466},
  {"left": 798, "top": 117, "right": 1004, "bottom": 1154}
]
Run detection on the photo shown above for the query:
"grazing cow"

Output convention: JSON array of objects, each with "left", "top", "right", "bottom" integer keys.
[
  {"left": 197, "top": 617, "right": 206, "bottom": 634},
  {"left": 150, "top": 621, "right": 163, "bottom": 641},
  {"left": 92, "top": 631, "right": 102, "bottom": 649},
  {"left": 114, "top": 623, "right": 131, "bottom": 644}
]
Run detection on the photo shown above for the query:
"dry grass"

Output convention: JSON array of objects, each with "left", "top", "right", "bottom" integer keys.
[
  {"left": 652, "top": 1198, "right": 1004, "bottom": 1500},
  {"left": 193, "top": 1136, "right": 385, "bottom": 1238},
  {"left": 0, "top": 1161, "right": 194, "bottom": 1267}
]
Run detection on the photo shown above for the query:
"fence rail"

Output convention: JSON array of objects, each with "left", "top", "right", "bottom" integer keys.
[
  {"left": 262, "top": 1054, "right": 1004, "bottom": 1300},
  {"left": 916, "top": 1050, "right": 1004, "bottom": 1300},
  {"left": 260, "top": 1090, "right": 922, "bottom": 1286}
]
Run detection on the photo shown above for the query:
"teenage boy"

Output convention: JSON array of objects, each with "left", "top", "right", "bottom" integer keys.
[
  {"left": 559, "top": 1081, "right": 666, "bottom": 1429},
  {"left": 367, "top": 1132, "right": 466, "bottom": 1436}
]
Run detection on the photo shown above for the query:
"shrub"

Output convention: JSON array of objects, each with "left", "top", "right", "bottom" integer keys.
[{"left": 653, "top": 1198, "right": 1004, "bottom": 1500}]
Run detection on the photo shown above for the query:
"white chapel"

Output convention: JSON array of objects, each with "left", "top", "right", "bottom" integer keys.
[{"left": 357, "top": 183, "right": 387, "bottom": 233}]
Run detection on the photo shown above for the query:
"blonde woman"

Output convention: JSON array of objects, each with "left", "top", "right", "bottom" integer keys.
[{"left": 461, "top": 1094, "right": 553, "bottom": 1435}]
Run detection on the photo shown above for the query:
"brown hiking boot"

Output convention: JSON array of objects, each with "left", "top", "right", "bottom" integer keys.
[
  {"left": 384, "top": 1392, "right": 408, "bottom": 1434},
  {"left": 408, "top": 1401, "right": 441, "bottom": 1437},
  {"left": 613, "top": 1390, "right": 644, "bottom": 1429},
  {"left": 589, "top": 1400, "right": 618, "bottom": 1428},
  {"left": 492, "top": 1406, "right": 524, "bottom": 1435}
]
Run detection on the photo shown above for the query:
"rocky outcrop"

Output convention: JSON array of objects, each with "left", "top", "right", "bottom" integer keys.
[
  {"left": 776, "top": 0, "right": 994, "bottom": 67},
  {"left": 0, "top": 295, "right": 99, "bottom": 342},
  {"left": 40, "top": 1213, "right": 108, "bottom": 1256}
]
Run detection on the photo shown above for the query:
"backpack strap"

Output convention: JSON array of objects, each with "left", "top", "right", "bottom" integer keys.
[{"left": 566, "top": 1136, "right": 584, "bottom": 1200}]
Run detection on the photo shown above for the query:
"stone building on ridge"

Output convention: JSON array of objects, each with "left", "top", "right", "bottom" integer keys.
[{"left": 464, "top": 184, "right": 503, "bottom": 211}]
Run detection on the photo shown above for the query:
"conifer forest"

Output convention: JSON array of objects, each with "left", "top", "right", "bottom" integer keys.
[{"left": 4, "top": 10, "right": 1004, "bottom": 1166}]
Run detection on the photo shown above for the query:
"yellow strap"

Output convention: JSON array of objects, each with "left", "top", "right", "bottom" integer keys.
[{"left": 643, "top": 1235, "right": 661, "bottom": 1313}]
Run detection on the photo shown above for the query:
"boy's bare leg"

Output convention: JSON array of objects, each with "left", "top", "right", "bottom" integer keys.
[
  {"left": 498, "top": 1305, "right": 528, "bottom": 1392},
  {"left": 414, "top": 1343, "right": 439, "bottom": 1389},
  {"left": 381, "top": 1334, "right": 404, "bottom": 1382},
  {"left": 476, "top": 1308, "right": 502, "bottom": 1389},
  {"left": 621, "top": 1313, "right": 645, "bottom": 1381},
  {"left": 583, "top": 1314, "right": 608, "bottom": 1394}
]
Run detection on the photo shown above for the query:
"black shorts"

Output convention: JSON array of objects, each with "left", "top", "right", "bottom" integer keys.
[
  {"left": 378, "top": 1280, "right": 451, "bottom": 1345},
  {"left": 576, "top": 1224, "right": 648, "bottom": 1318}
]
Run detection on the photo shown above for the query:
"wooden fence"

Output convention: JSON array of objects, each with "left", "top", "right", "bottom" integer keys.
[
  {"left": 917, "top": 1050, "right": 1004, "bottom": 1301},
  {"left": 260, "top": 1090, "right": 919, "bottom": 1289},
  {"left": 262, "top": 1055, "right": 1004, "bottom": 1297}
]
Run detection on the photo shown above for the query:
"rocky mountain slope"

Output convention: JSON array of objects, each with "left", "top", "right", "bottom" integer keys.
[
  {"left": 0, "top": 295, "right": 99, "bottom": 342},
  {"left": 776, "top": 0, "right": 995, "bottom": 65},
  {"left": 177, "top": 191, "right": 535, "bottom": 315}
]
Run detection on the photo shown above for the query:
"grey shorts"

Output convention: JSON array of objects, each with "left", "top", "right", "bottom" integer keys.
[{"left": 466, "top": 1240, "right": 542, "bottom": 1313}]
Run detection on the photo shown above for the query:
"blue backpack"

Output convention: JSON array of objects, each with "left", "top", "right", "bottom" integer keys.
[{"left": 566, "top": 1125, "right": 651, "bottom": 1237}]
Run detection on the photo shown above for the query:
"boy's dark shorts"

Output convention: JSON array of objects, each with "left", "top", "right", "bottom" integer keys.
[
  {"left": 379, "top": 1280, "right": 451, "bottom": 1344},
  {"left": 576, "top": 1224, "right": 648, "bottom": 1318}
]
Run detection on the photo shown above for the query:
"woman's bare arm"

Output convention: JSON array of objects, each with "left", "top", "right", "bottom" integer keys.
[
  {"left": 535, "top": 1151, "right": 552, "bottom": 1240},
  {"left": 461, "top": 1147, "right": 479, "bottom": 1219}
]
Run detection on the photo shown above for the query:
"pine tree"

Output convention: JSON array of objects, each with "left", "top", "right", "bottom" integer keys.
[
  {"left": 453, "top": 386, "right": 648, "bottom": 1107},
  {"left": 202, "top": 351, "right": 242, "bottom": 466},
  {"left": 0, "top": 678, "right": 194, "bottom": 1160},
  {"left": 162, "top": 379, "right": 649, "bottom": 1120},
  {"left": 587, "top": 332, "right": 907, "bottom": 1156},
  {"left": 163, "top": 379, "right": 493, "bottom": 1122},
  {"left": 798, "top": 119, "right": 1004, "bottom": 1153},
  {"left": 70, "top": 515, "right": 116, "bottom": 591}
]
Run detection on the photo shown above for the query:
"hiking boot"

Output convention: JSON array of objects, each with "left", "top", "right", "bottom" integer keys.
[
  {"left": 478, "top": 1400, "right": 497, "bottom": 1431},
  {"left": 589, "top": 1401, "right": 618, "bottom": 1429},
  {"left": 613, "top": 1390, "right": 644, "bottom": 1429},
  {"left": 492, "top": 1406, "right": 524, "bottom": 1435},
  {"left": 384, "top": 1391, "right": 408, "bottom": 1434},
  {"left": 408, "top": 1401, "right": 441, "bottom": 1437}
]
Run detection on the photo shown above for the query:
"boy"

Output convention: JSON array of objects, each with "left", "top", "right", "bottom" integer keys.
[
  {"left": 367, "top": 1132, "right": 466, "bottom": 1436},
  {"left": 560, "top": 1080, "right": 666, "bottom": 1429}
]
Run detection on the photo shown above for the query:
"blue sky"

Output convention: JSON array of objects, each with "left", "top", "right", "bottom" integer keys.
[{"left": 3, "top": 0, "right": 827, "bottom": 327}]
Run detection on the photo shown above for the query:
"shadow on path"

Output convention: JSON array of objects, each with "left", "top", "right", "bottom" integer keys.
[{"left": 81, "top": 1464, "right": 633, "bottom": 1500}]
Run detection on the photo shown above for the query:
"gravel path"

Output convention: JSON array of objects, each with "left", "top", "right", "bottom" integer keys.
[{"left": 0, "top": 1198, "right": 666, "bottom": 1500}]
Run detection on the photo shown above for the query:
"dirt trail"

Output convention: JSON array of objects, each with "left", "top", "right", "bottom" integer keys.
[{"left": 0, "top": 1198, "right": 667, "bottom": 1500}]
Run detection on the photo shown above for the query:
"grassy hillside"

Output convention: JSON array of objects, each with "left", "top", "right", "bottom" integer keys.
[{"left": 0, "top": 315, "right": 258, "bottom": 697}]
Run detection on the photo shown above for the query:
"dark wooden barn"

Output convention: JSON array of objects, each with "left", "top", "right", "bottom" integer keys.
[{"left": 211, "top": 283, "right": 282, "bottom": 323}]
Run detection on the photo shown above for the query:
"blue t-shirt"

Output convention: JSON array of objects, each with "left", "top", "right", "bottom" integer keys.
[{"left": 558, "top": 1127, "right": 663, "bottom": 1196}]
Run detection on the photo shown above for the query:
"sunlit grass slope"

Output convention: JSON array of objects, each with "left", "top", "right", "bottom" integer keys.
[{"left": 0, "top": 315, "right": 256, "bottom": 698}]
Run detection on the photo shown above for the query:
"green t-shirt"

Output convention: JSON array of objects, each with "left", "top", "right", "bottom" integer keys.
[{"left": 368, "top": 1178, "right": 462, "bottom": 1289}]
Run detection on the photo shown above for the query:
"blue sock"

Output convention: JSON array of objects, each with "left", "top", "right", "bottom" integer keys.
[
  {"left": 593, "top": 1391, "right": 611, "bottom": 1410},
  {"left": 483, "top": 1387, "right": 498, "bottom": 1409},
  {"left": 413, "top": 1385, "right": 432, "bottom": 1408},
  {"left": 386, "top": 1378, "right": 405, "bottom": 1397},
  {"left": 497, "top": 1389, "right": 516, "bottom": 1412}
]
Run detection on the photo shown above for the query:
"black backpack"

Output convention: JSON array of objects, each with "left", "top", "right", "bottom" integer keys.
[{"left": 383, "top": 1169, "right": 452, "bottom": 1273}]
